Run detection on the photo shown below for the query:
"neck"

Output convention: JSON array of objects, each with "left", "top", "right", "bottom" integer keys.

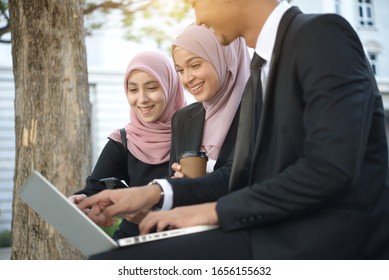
[{"left": 242, "top": 0, "right": 280, "bottom": 48}]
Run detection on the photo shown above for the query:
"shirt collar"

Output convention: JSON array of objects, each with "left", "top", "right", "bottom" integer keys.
[{"left": 255, "top": 1, "right": 291, "bottom": 62}]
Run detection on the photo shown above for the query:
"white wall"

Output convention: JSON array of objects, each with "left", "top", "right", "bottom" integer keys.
[{"left": 0, "top": 66, "right": 15, "bottom": 233}]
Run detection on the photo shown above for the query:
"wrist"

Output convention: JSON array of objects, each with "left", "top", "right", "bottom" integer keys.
[{"left": 148, "top": 181, "right": 164, "bottom": 211}]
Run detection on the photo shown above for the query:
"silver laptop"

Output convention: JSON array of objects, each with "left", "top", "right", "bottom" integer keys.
[{"left": 19, "top": 170, "right": 218, "bottom": 256}]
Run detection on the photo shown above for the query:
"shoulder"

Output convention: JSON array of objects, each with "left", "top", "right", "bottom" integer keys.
[
  {"left": 295, "top": 10, "right": 349, "bottom": 24},
  {"left": 289, "top": 12, "right": 361, "bottom": 59},
  {"left": 293, "top": 12, "right": 355, "bottom": 37},
  {"left": 172, "top": 102, "right": 204, "bottom": 122},
  {"left": 105, "top": 138, "right": 126, "bottom": 154}
]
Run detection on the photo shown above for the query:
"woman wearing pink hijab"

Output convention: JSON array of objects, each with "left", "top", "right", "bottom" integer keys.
[{"left": 70, "top": 50, "right": 186, "bottom": 238}]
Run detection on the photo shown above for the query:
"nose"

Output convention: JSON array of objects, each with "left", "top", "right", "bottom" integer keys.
[
  {"left": 138, "top": 89, "right": 149, "bottom": 103},
  {"left": 182, "top": 70, "right": 194, "bottom": 86}
]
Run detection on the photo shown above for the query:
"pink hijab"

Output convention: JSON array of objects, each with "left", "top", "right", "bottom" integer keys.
[
  {"left": 109, "top": 50, "right": 186, "bottom": 164},
  {"left": 172, "top": 25, "right": 250, "bottom": 160}
]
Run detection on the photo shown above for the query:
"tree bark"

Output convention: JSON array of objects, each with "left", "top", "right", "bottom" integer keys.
[{"left": 9, "top": 0, "right": 91, "bottom": 259}]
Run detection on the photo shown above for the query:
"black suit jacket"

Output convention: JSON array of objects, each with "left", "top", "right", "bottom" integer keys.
[
  {"left": 217, "top": 7, "right": 389, "bottom": 259},
  {"left": 167, "top": 102, "right": 239, "bottom": 205}
]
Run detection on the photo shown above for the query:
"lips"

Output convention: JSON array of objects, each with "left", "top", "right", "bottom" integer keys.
[
  {"left": 138, "top": 105, "right": 154, "bottom": 115},
  {"left": 190, "top": 82, "right": 204, "bottom": 94}
]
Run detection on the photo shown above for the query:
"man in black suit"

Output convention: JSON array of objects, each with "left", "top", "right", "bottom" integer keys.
[{"left": 79, "top": 0, "right": 389, "bottom": 259}]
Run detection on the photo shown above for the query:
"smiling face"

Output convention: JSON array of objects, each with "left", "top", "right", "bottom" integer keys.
[
  {"left": 173, "top": 47, "right": 219, "bottom": 103},
  {"left": 126, "top": 70, "right": 167, "bottom": 123}
]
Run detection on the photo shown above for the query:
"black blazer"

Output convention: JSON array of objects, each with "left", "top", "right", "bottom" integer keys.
[
  {"left": 217, "top": 7, "right": 389, "bottom": 259},
  {"left": 167, "top": 102, "right": 239, "bottom": 205}
]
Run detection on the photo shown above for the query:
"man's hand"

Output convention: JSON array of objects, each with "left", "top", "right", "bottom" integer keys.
[
  {"left": 77, "top": 185, "right": 161, "bottom": 227},
  {"left": 122, "top": 208, "right": 150, "bottom": 224},
  {"left": 139, "top": 202, "right": 219, "bottom": 234}
]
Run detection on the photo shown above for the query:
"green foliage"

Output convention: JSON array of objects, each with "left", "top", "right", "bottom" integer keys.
[
  {"left": 0, "top": 0, "right": 10, "bottom": 43},
  {"left": 0, "top": 0, "right": 7, "bottom": 13},
  {"left": 2, "top": 0, "right": 193, "bottom": 46},
  {"left": 0, "top": 230, "right": 11, "bottom": 248},
  {"left": 84, "top": 0, "right": 193, "bottom": 50}
]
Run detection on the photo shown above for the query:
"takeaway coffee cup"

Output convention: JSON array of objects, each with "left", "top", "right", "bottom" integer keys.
[{"left": 178, "top": 151, "right": 208, "bottom": 178}]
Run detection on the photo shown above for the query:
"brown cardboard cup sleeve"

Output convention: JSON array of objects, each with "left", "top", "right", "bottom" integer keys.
[{"left": 178, "top": 151, "right": 208, "bottom": 178}]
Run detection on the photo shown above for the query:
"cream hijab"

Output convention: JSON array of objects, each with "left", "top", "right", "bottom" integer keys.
[
  {"left": 109, "top": 50, "right": 186, "bottom": 164},
  {"left": 172, "top": 25, "right": 250, "bottom": 160}
]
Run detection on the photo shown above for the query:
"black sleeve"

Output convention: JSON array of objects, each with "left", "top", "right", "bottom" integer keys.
[
  {"left": 168, "top": 112, "right": 179, "bottom": 177},
  {"left": 167, "top": 153, "right": 232, "bottom": 206},
  {"left": 75, "top": 139, "right": 128, "bottom": 196}
]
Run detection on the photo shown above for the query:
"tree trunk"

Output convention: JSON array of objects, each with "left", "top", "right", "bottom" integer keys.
[{"left": 9, "top": 0, "right": 91, "bottom": 259}]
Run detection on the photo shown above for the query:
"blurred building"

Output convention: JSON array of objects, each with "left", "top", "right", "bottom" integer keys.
[{"left": 290, "top": 0, "right": 389, "bottom": 99}]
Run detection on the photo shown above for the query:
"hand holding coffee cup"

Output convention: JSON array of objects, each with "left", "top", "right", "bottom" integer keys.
[{"left": 178, "top": 151, "right": 208, "bottom": 178}]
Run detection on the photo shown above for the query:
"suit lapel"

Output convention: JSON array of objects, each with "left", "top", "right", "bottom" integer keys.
[
  {"left": 181, "top": 104, "right": 205, "bottom": 151},
  {"left": 252, "top": 7, "right": 302, "bottom": 160}
]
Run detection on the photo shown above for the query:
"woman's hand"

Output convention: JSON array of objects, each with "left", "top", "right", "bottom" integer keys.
[
  {"left": 171, "top": 162, "right": 184, "bottom": 178},
  {"left": 68, "top": 194, "right": 87, "bottom": 205}
]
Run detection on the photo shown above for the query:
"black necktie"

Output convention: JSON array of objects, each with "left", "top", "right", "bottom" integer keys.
[
  {"left": 228, "top": 53, "right": 266, "bottom": 190},
  {"left": 250, "top": 53, "right": 266, "bottom": 147}
]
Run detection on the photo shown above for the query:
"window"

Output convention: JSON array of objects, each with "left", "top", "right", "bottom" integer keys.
[
  {"left": 334, "top": 0, "right": 341, "bottom": 14},
  {"left": 367, "top": 52, "right": 379, "bottom": 75},
  {"left": 358, "top": 0, "right": 375, "bottom": 27}
]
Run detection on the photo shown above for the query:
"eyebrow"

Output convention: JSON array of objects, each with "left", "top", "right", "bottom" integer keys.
[
  {"left": 175, "top": 56, "right": 202, "bottom": 68},
  {"left": 127, "top": 80, "right": 159, "bottom": 86}
]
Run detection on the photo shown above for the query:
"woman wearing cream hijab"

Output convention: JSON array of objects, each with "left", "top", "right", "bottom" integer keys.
[{"left": 170, "top": 24, "right": 250, "bottom": 178}]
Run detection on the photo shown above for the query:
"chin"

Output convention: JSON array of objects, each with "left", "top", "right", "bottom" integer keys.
[
  {"left": 219, "top": 38, "right": 234, "bottom": 46},
  {"left": 141, "top": 118, "right": 156, "bottom": 123},
  {"left": 213, "top": 33, "right": 227, "bottom": 46},
  {"left": 193, "top": 95, "right": 207, "bottom": 103}
]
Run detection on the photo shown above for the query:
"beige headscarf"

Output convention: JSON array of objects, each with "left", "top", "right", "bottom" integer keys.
[{"left": 172, "top": 25, "right": 250, "bottom": 160}]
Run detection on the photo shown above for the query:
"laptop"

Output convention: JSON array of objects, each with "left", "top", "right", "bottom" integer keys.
[{"left": 19, "top": 170, "right": 218, "bottom": 256}]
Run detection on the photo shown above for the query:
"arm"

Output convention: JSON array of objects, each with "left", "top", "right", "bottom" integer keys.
[
  {"left": 78, "top": 184, "right": 162, "bottom": 227},
  {"left": 74, "top": 139, "right": 128, "bottom": 196},
  {"left": 168, "top": 159, "right": 231, "bottom": 206}
]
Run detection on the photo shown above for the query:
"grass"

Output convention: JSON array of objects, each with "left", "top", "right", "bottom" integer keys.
[{"left": 99, "top": 217, "right": 122, "bottom": 237}]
